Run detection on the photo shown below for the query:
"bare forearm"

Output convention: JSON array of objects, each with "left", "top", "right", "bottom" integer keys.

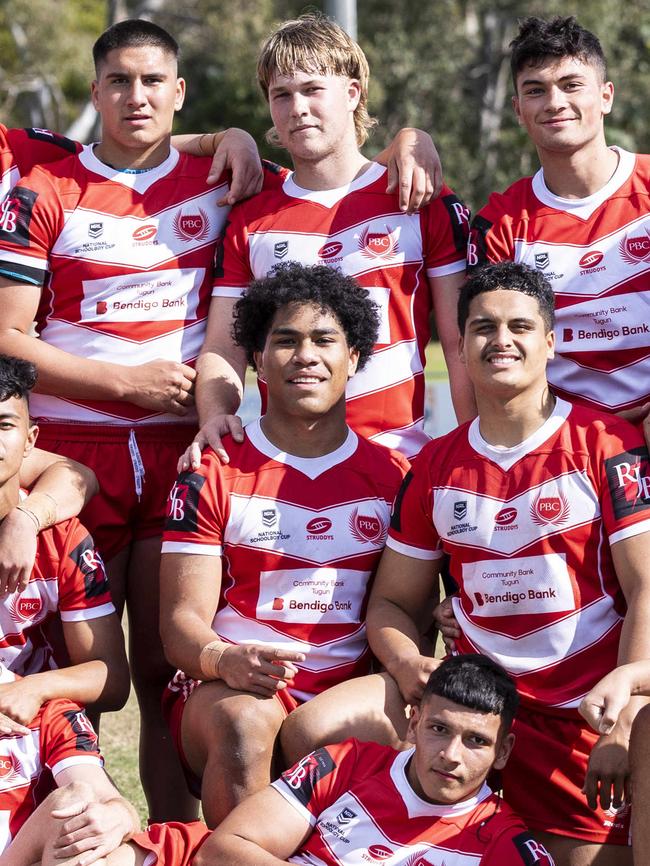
[
  {"left": 0, "top": 329, "right": 132, "bottom": 401},
  {"left": 445, "top": 352, "right": 477, "bottom": 424},
  {"left": 196, "top": 833, "right": 292, "bottom": 866},
  {"left": 367, "top": 597, "right": 424, "bottom": 679},
  {"left": 171, "top": 131, "right": 226, "bottom": 157},
  {"left": 27, "top": 661, "right": 127, "bottom": 713},
  {"left": 162, "top": 612, "right": 225, "bottom": 679},
  {"left": 195, "top": 349, "right": 246, "bottom": 426},
  {"left": 23, "top": 455, "right": 98, "bottom": 523}
]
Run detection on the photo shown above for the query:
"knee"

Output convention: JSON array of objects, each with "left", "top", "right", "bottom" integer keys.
[
  {"left": 280, "top": 705, "right": 319, "bottom": 767},
  {"left": 205, "top": 695, "right": 281, "bottom": 762}
]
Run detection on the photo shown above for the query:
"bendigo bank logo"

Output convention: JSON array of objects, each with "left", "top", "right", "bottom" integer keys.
[
  {"left": 173, "top": 208, "right": 210, "bottom": 242},
  {"left": 358, "top": 225, "right": 399, "bottom": 260},
  {"left": 530, "top": 492, "right": 570, "bottom": 526},
  {"left": 619, "top": 230, "right": 650, "bottom": 265},
  {"left": 349, "top": 508, "right": 386, "bottom": 543}
]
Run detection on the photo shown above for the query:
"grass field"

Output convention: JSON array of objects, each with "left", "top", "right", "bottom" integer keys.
[{"left": 102, "top": 342, "right": 451, "bottom": 821}]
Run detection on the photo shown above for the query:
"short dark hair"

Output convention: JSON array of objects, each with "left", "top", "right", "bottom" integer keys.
[
  {"left": 422, "top": 654, "right": 519, "bottom": 734},
  {"left": 0, "top": 354, "right": 37, "bottom": 403},
  {"left": 458, "top": 261, "right": 555, "bottom": 332},
  {"left": 510, "top": 16, "right": 607, "bottom": 90},
  {"left": 93, "top": 19, "right": 179, "bottom": 72},
  {"left": 232, "top": 261, "right": 380, "bottom": 371}
]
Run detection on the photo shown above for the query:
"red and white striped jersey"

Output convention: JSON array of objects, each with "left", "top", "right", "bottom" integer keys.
[
  {"left": 0, "top": 124, "right": 80, "bottom": 200},
  {"left": 212, "top": 163, "right": 468, "bottom": 457},
  {"left": 0, "top": 145, "right": 230, "bottom": 424},
  {"left": 0, "top": 665, "right": 101, "bottom": 854},
  {"left": 162, "top": 420, "right": 408, "bottom": 701},
  {"left": 387, "top": 399, "right": 650, "bottom": 710},
  {"left": 469, "top": 148, "right": 650, "bottom": 413},
  {"left": 0, "top": 515, "right": 113, "bottom": 676},
  {"left": 273, "top": 739, "right": 552, "bottom": 866}
]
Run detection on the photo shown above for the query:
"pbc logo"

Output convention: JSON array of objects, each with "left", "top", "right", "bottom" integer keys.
[
  {"left": 453, "top": 501, "right": 468, "bottom": 521},
  {"left": 348, "top": 508, "right": 385, "bottom": 543},
  {"left": 318, "top": 240, "right": 343, "bottom": 259},
  {"left": 495, "top": 507, "right": 517, "bottom": 526},
  {"left": 9, "top": 596, "right": 42, "bottom": 622},
  {"left": 306, "top": 517, "right": 332, "bottom": 535},
  {"left": 173, "top": 209, "right": 210, "bottom": 242},
  {"left": 358, "top": 225, "right": 399, "bottom": 260},
  {"left": 274, "top": 240, "right": 289, "bottom": 259},
  {"left": 534, "top": 252, "right": 550, "bottom": 270},
  {"left": 619, "top": 231, "right": 650, "bottom": 265},
  {"left": 530, "top": 493, "right": 570, "bottom": 526},
  {"left": 579, "top": 250, "right": 604, "bottom": 269},
  {"left": 132, "top": 224, "right": 157, "bottom": 242},
  {"left": 0, "top": 754, "right": 22, "bottom": 784},
  {"left": 88, "top": 222, "right": 103, "bottom": 238},
  {"left": 605, "top": 447, "right": 650, "bottom": 520}
]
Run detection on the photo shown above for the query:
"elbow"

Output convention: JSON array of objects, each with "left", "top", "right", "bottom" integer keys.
[{"left": 96, "top": 659, "right": 131, "bottom": 713}]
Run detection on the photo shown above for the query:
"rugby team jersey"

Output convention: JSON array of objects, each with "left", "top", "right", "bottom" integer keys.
[
  {"left": 162, "top": 420, "right": 407, "bottom": 701},
  {"left": 213, "top": 162, "right": 469, "bottom": 457},
  {"left": 0, "top": 665, "right": 101, "bottom": 854},
  {"left": 0, "top": 515, "right": 113, "bottom": 676},
  {"left": 387, "top": 399, "right": 650, "bottom": 710},
  {"left": 0, "top": 145, "right": 231, "bottom": 424},
  {"left": 469, "top": 148, "right": 650, "bottom": 413},
  {"left": 0, "top": 125, "right": 80, "bottom": 200},
  {"left": 273, "top": 738, "right": 552, "bottom": 866}
]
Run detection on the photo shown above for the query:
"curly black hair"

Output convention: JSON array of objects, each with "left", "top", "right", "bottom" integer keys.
[
  {"left": 510, "top": 16, "right": 607, "bottom": 90},
  {"left": 458, "top": 261, "right": 555, "bottom": 332},
  {"left": 0, "top": 354, "right": 37, "bottom": 403},
  {"left": 232, "top": 262, "right": 380, "bottom": 371}
]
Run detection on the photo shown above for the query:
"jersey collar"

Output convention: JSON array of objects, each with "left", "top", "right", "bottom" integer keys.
[
  {"left": 246, "top": 418, "right": 358, "bottom": 479},
  {"left": 282, "top": 161, "right": 385, "bottom": 208},
  {"left": 468, "top": 397, "right": 572, "bottom": 471},
  {"left": 532, "top": 146, "right": 635, "bottom": 220},
  {"left": 391, "top": 748, "right": 493, "bottom": 818},
  {"left": 79, "top": 144, "right": 180, "bottom": 193}
]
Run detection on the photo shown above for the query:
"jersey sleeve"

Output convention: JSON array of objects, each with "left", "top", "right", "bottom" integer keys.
[
  {"left": 423, "top": 185, "right": 469, "bottom": 279},
  {"left": 596, "top": 420, "right": 650, "bottom": 545},
  {"left": 56, "top": 520, "right": 115, "bottom": 622},
  {"left": 0, "top": 166, "right": 64, "bottom": 287},
  {"left": 485, "top": 829, "right": 555, "bottom": 865},
  {"left": 161, "top": 450, "right": 229, "bottom": 556},
  {"left": 212, "top": 203, "right": 254, "bottom": 299},
  {"left": 467, "top": 197, "right": 516, "bottom": 271},
  {"left": 40, "top": 698, "right": 103, "bottom": 778},
  {"left": 386, "top": 452, "right": 442, "bottom": 560},
  {"left": 271, "top": 739, "right": 366, "bottom": 826},
  {"left": 8, "top": 128, "right": 79, "bottom": 175}
]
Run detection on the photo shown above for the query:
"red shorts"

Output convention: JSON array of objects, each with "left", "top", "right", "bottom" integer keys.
[
  {"left": 502, "top": 704, "right": 632, "bottom": 845},
  {"left": 35, "top": 422, "right": 195, "bottom": 561},
  {"left": 130, "top": 821, "right": 210, "bottom": 866},
  {"left": 162, "top": 670, "right": 299, "bottom": 798}
]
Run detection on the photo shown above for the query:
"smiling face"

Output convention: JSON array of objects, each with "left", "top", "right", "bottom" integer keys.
[
  {"left": 91, "top": 45, "right": 185, "bottom": 168},
  {"left": 267, "top": 69, "right": 361, "bottom": 163},
  {"left": 459, "top": 288, "right": 555, "bottom": 398},
  {"left": 513, "top": 55, "right": 613, "bottom": 157},
  {"left": 254, "top": 301, "right": 359, "bottom": 421},
  {"left": 406, "top": 693, "right": 514, "bottom": 805},
  {"left": 0, "top": 395, "right": 37, "bottom": 488}
]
